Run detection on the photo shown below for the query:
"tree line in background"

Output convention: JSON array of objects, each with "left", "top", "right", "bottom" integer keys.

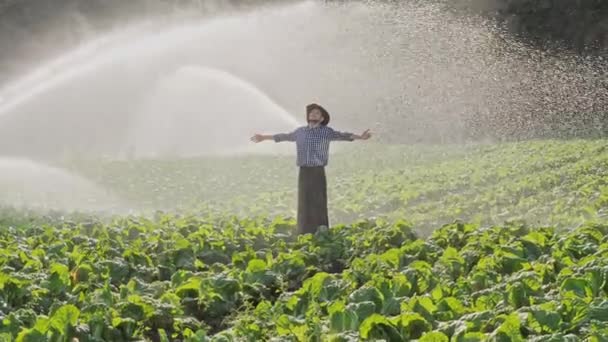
[
  {"left": 457, "top": 0, "right": 607, "bottom": 140},
  {"left": 449, "top": 0, "right": 607, "bottom": 55}
]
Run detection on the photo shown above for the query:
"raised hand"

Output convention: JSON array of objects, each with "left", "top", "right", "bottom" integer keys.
[
  {"left": 250, "top": 134, "right": 267, "bottom": 143},
  {"left": 359, "top": 129, "right": 372, "bottom": 140}
]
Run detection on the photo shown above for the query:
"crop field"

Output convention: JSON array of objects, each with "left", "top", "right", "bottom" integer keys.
[
  {"left": 2, "top": 139, "right": 608, "bottom": 341},
  {"left": 66, "top": 139, "right": 608, "bottom": 231}
]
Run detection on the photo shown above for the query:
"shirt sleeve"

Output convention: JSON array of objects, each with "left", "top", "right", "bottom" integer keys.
[
  {"left": 329, "top": 127, "right": 355, "bottom": 141},
  {"left": 273, "top": 129, "right": 297, "bottom": 142}
]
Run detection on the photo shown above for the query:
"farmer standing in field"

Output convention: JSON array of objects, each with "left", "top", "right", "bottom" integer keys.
[{"left": 250, "top": 103, "right": 372, "bottom": 234}]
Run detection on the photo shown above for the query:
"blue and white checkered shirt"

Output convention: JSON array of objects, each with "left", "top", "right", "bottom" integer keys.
[{"left": 273, "top": 125, "right": 354, "bottom": 167}]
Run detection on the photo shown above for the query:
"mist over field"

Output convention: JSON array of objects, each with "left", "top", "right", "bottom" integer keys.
[{"left": 0, "top": 1, "right": 607, "bottom": 340}]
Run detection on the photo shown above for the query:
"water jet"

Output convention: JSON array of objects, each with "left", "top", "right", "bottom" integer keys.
[{"left": 0, "top": 157, "right": 125, "bottom": 212}]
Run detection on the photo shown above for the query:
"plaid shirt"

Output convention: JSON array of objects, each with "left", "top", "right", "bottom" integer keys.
[{"left": 273, "top": 125, "right": 354, "bottom": 167}]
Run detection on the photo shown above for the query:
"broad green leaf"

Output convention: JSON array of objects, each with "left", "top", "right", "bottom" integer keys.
[
  {"left": 459, "top": 310, "right": 494, "bottom": 332},
  {"left": 276, "top": 314, "right": 305, "bottom": 336},
  {"left": 329, "top": 300, "right": 346, "bottom": 316},
  {"left": 491, "top": 313, "right": 525, "bottom": 342},
  {"left": 436, "top": 297, "right": 467, "bottom": 321},
  {"left": 585, "top": 268, "right": 606, "bottom": 298},
  {"left": 527, "top": 308, "right": 561, "bottom": 334},
  {"left": 507, "top": 282, "right": 529, "bottom": 309},
  {"left": 403, "top": 261, "right": 434, "bottom": 294},
  {"left": 174, "top": 236, "right": 191, "bottom": 250},
  {"left": 374, "top": 273, "right": 412, "bottom": 299},
  {"left": 520, "top": 234, "right": 548, "bottom": 258},
  {"left": 347, "top": 301, "right": 377, "bottom": 323},
  {"left": 499, "top": 252, "right": 530, "bottom": 275},
  {"left": 393, "top": 312, "right": 432, "bottom": 339},
  {"left": 254, "top": 300, "right": 273, "bottom": 316},
  {"left": 50, "top": 304, "right": 80, "bottom": 333},
  {"left": 408, "top": 296, "right": 437, "bottom": 323},
  {"left": 32, "top": 315, "right": 51, "bottom": 333},
  {"left": 527, "top": 333, "right": 580, "bottom": 342},
  {"left": 359, "top": 314, "right": 402, "bottom": 340},
  {"left": 456, "top": 332, "right": 486, "bottom": 342},
  {"left": 176, "top": 276, "right": 202, "bottom": 297},
  {"left": 380, "top": 248, "right": 402, "bottom": 269},
  {"left": 329, "top": 301, "right": 358, "bottom": 333},
  {"left": 327, "top": 332, "right": 360, "bottom": 342},
  {"left": 431, "top": 285, "right": 446, "bottom": 301},
  {"left": 171, "top": 270, "right": 193, "bottom": 288},
  {"left": 589, "top": 300, "right": 608, "bottom": 322},
  {"left": 184, "top": 329, "right": 209, "bottom": 342},
  {"left": 348, "top": 285, "right": 384, "bottom": 312},
  {"left": 330, "top": 307, "right": 348, "bottom": 333},
  {"left": 301, "top": 272, "right": 331, "bottom": 299},
  {"left": 560, "top": 278, "right": 593, "bottom": 300},
  {"left": 159, "top": 328, "right": 170, "bottom": 342},
  {"left": 439, "top": 247, "right": 465, "bottom": 279},
  {"left": 48, "top": 262, "right": 70, "bottom": 293},
  {"left": 15, "top": 328, "right": 46, "bottom": 342},
  {"left": 246, "top": 259, "right": 267, "bottom": 273},
  {"left": 420, "top": 331, "right": 449, "bottom": 342}
]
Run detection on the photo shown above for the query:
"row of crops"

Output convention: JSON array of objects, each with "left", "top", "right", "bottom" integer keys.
[
  {"left": 2, "top": 214, "right": 608, "bottom": 340},
  {"left": 2, "top": 139, "right": 608, "bottom": 340}
]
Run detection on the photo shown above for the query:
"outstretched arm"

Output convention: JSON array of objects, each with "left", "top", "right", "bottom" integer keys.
[
  {"left": 331, "top": 128, "right": 372, "bottom": 141},
  {"left": 251, "top": 130, "right": 296, "bottom": 143},
  {"left": 250, "top": 134, "right": 273, "bottom": 143}
]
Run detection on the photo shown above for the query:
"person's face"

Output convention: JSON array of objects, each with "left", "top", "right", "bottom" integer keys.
[{"left": 308, "top": 108, "right": 323, "bottom": 124}]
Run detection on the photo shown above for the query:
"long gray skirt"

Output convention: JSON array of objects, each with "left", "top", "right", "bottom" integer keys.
[{"left": 297, "top": 166, "right": 329, "bottom": 234}]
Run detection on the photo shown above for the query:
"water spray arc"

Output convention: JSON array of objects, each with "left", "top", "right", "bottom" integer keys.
[{"left": 0, "top": 0, "right": 605, "bottom": 212}]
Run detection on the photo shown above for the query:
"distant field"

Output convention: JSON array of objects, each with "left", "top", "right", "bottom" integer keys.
[{"left": 64, "top": 139, "right": 608, "bottom": 233}]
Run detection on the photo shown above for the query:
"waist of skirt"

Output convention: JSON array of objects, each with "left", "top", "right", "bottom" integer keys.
[{"left": 299, "top": 165, "right": 325, "bottom": 169}]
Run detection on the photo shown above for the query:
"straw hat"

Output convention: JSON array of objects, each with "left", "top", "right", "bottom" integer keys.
[{"left": 306, "top": 103, "right": 330, "bottom": 126}]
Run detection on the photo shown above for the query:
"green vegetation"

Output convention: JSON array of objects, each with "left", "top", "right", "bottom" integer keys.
[
  {"left": 2, "top": 139, "right": 608, "bottom": 341},
  {"left": 2, "top": 213, "right": 608, "bottom": 340},
  {"left": 67, "top": 139, "right": 608, "bottom": 232}
]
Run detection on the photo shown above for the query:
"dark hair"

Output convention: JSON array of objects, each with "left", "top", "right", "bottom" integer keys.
[{"left": 306, "top": 103, "right": 330, "bottom": 126}]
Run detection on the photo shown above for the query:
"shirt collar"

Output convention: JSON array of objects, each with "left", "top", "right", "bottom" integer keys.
[{"left": 307, "top": 123, "right": 323, "bottom": 129}]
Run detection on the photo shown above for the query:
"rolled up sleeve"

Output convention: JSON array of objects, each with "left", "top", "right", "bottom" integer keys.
[
  {"left": 273, "top": 130, "right": 297, "bottom": 142},
  {"left": 330, "top": 128, "right": 355, "bottom": 141}
]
